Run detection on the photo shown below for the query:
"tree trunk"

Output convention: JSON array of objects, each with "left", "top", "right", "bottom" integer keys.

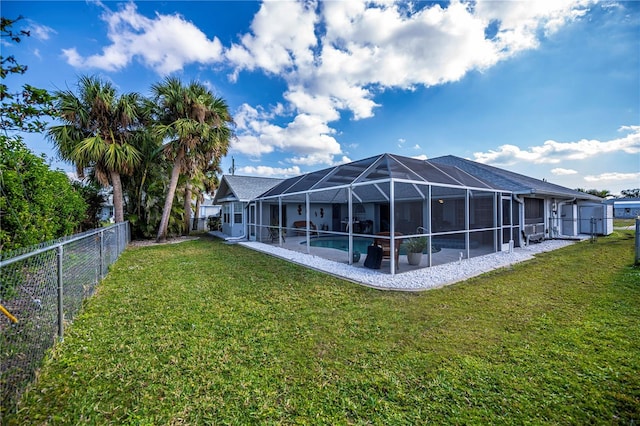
[
  {"left": 183, "top": 180, "right": 192, "bottom": 236},
  {"left": 156, "top": 155, "right": 183, "bottom": 243},
  {"left": 193, "top": 192, "right": 202, "bottom": 231},
  {"left": 136, "top": 165, "right": 148, "bottom": 220},
  {"left": 110, "top": 171, "right": 125, "bottom": 223}
]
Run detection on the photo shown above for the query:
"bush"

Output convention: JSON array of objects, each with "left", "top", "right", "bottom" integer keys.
[{"left": 0, "top": 137, "right": 87, "bottom": 251}]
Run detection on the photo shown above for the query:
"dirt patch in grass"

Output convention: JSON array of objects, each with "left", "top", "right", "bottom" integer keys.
[{"left": 128, "top": 236, "right": 200, "bottom": 248}]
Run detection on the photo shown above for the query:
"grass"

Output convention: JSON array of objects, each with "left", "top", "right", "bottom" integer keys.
[
  {"left": 614, "top": 218, "right": 638, "bottom": 228},
  {"left": 7, "top": 231, "right": 640, "bottom": 424}
]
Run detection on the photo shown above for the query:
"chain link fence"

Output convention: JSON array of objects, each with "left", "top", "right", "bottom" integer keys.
[{"left": 0, "top": 222, "right": 130, "bottom": 418}]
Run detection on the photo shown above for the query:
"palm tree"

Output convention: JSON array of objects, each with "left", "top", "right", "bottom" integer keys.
[
  {"left": 120, "top": 125, "right": 166, "bottom": 238},
  {"left": 577, "top": 188, "right": 613, "bottom": 199},
  {"left": 151, "top": 77, "right": 233, "bottom": 242},
  {"left": 48, "top": 76, "right": 145, "bottom": 223}
]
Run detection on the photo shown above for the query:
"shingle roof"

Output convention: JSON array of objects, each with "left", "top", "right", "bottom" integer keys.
[
  {"left": 430, "top": 155, "right": 602, "bottom": 201},
  {"left": 212, "top": 175, "right": 284, "bottom": 203}
]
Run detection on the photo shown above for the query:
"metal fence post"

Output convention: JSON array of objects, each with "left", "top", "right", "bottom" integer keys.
[
  {"left": 116, "top": 223, "right": 121, "bottom": 254},
  {"left": 100, "top": 229, "right": 104, "bottom": 280},
  {"left": 56, "top": 245, "right": 64, "bottom": 341},
  {"left": 635, "top": 218, "right": 640, "bottom": 265},
  {"left": 1, "top": 221, "right": 130, "bottom": 414}
]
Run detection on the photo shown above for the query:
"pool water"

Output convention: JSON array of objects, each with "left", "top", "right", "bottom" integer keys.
[
  {"left": 305, "top": 237, "right": 374, "bottom": 254},
  {"left": 303, "top": 237, "right": 437, "bottom": 255}
]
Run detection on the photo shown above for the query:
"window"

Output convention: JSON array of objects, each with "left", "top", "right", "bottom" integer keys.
[
  {"left": 233, "top": 203, "right": 243, "bottom": 224},
  {"left": 524, "top": 199, "right": 544, "bottom": 224},
  {"left": 223, "top": 204, "right": 230, "bottom": 224}
]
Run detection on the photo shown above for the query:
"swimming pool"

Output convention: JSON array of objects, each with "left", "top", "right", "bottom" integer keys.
[
  {"left": 304, "top": 237, "right": 374, "bottom": 254},
  {"left": 302, "top": 236, "right": 441, "bottom": 255}
]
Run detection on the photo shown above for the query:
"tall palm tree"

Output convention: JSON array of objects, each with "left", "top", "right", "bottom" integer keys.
[
  {"left": 120, "top": 125, "right": 166, "bottom": 238},
  {"left": 152, "top": 77, "right": 233, "bottom": 242},
  {"left": 48, "top": 76, "right": 145, "bottom": 223}
]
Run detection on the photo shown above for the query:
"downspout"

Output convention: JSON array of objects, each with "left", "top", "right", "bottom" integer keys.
[{"left": 513, "top": 194, "right": 525, "bottom": 246}]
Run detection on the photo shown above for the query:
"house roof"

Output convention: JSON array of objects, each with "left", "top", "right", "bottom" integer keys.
[
  {"left": 212, "top": 175, "right": 284, "bottom": 203},
  {"left": 612, "top": 198, "right": 640, "bottom": 208},
  {"left": 258, "top": 153, "right": 498, "bottom": 201},
  {"left": 430, "top": 155, "right": 602, "bottom": 201}
]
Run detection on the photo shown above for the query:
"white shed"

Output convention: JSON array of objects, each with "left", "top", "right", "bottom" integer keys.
[{"left": 578, "top": 203, "right": 613, "bottom": 235}]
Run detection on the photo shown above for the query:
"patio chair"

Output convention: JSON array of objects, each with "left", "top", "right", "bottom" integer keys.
[
  {"left": 374, "top": 231, "right": 403, "bottom": 267},
  {"left": 268, "top": 226, "right": 285, "bottom": 243}
]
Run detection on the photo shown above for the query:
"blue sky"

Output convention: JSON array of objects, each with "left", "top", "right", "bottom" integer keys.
[{"left": 4, "top": 0, "right": 639, "bottom": 195}]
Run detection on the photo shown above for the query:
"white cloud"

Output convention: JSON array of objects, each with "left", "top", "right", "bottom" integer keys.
[
  {"left": 28, "top": 22, "right": 56, "bottom": 40},
  {"left": 231, "top": 103, "right": 343, "bottom": 165},
  {"left": 413, "top": 154, "right": 429, "bottom": 161},
  {"left": 473, "top": 125, "right": 640, "bottom": 165},
  {"left": 238, "top": 165, "right": 301, "bottom": 177},
  {"left": 474, "top": 0, "right": 591, "bottom": 44},
  {"left": 584, "top": 172, "right": 640, "bottom": 182},
  {"left": 284, "top": 88, "right": 339, "bottom": 122},
  {"left": 61, "top": 0, "right": 597, "bottom": 167},
  {"left": 551, "top": 168, "right": 578, "bottom": 175},
  {"left": 223, "top": 0, "right": 594, "bottom": 166},
  {"left": 336, "top": 155, "right": 352, "bottom": 165},
  {"left": 62, "top": 2, "right": 223, "bottom": 74},
  {"left": 225, "top": 0, "right": 318, "bottom": 78}
]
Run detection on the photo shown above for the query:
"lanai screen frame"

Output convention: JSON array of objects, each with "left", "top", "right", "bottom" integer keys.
[
  {"left": 249, "top": 183, "right": 518, "bottom": 274},
  {"left": 249, "top": 156, "right": 514, "bottom": 275}
]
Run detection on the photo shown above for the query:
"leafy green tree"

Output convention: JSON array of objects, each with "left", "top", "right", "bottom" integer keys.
[
  {"left": 575, "top": 188, "right": 612, "bottom": 198},
  {"left": 151, "top": 77, "right": 233, "bottom": 242},
  {"left": 1, "top": 138, "right": 87, "bottom": 251},
  {"left": 0, "top": 16, "right": 86, "bottom": 251},
  {"left": 1, "top": 16, "right": 56, "bottom": 136},
  {"left": 620, "top": 188, "right": 640, "bottom": 198},
  {"left": 71, "top": 180, "right": 106, "bottom": 231},
  {"left": 48, "top": 76, "right": 146, "bottom": 223},
  {"left": 120, "top": 127, "right": 170, "bottom": 239}
]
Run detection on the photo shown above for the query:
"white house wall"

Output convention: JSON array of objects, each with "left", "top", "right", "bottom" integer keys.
[{"left": 221, "top": 201, "right": 246, "bottom": 238}]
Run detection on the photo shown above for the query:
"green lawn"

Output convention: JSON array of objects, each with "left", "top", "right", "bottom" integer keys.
[
  {"left": 614, "top": 218, "right": 638, "bottom": 228},
  {"left": 8, "top": 232, "right": 640, "bottom": 424}
]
